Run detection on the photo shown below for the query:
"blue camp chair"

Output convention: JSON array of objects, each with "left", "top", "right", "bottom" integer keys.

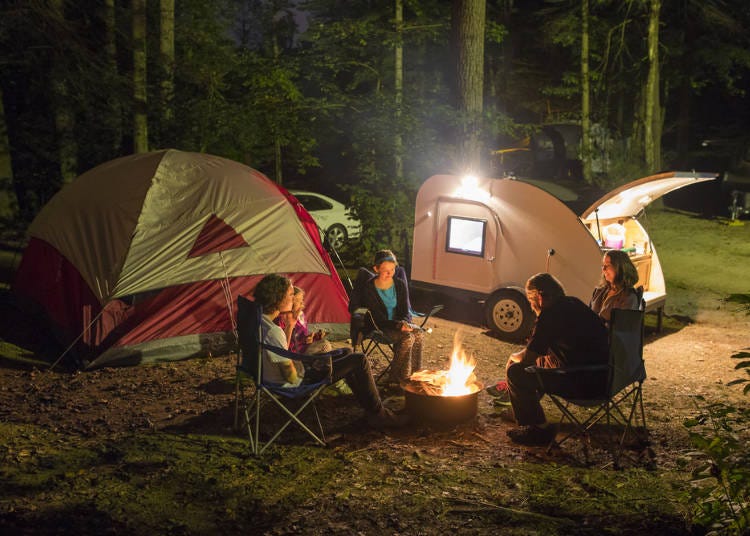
[
  {"left": 234, "top": 295, "right": 348, "bottom": 455},
  {"left": 349, "top": 267, "right": 443, "bottom": 381},
  {"left": 525, "top": 308, "right": 651, "bottom": 467}
]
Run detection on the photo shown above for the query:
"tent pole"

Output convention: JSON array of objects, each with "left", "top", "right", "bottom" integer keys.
[
  {"left": 325, "top": 234, "right": 352, "bottom": 291},
  {"left": 48, "top": 306, "right": 106, "bottom": 371}
]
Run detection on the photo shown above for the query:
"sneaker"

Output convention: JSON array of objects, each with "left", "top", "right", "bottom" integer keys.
[
  {"left": 506, "top": 424, "right": 557, "bottom": 446},
  {"left": 367, "top": 407, "right": 410, "bottom": 429},
  {"left": 492, "top": 397, "right": 512, "bottom": 408},
  {"left": 485, "top": 380, "right": 510, "bottom": 403},
  {"left": 332, "top": 379, "right": 353, "bottom": 395}
]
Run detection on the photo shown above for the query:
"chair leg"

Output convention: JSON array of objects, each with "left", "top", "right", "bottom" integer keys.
[
  {"left": 612, "top": 387, "right": 652, "bottom": 468},
  {"left": 363, "top": 340, "right": 394, "bottom": 383},
  {"left": 233, "top": 372, "right": 242, "bottom": 432},
  {"left": 311, "top": 402, "right": 326, "bottom": 444},
  {"left": 246, "top": 386, "right": 329, "bottom": 456},
  {"left": 243, "top": 390, "right": 259, "bottom": 455},
  {"left": 260, "top": 387, "right": 327, "bottom": 452}
]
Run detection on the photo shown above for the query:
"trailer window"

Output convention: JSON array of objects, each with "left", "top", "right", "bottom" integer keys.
[{"left": 446, "top": 216, "right": 486, "bottom": 257}]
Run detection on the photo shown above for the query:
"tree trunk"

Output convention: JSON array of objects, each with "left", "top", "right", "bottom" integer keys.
[
  {"left": 581, "top": 0, "right": 592, "bottom": 183},
  {"left": 644, "top": 0, "right": 661, "bottom": 171},
  {"left": 51, "top": 0, "right": 77, "bottom": 184},
  {"left": 394, "top": 0, "right": 404, "bottom": 181},
  {"left": 272, "top": 36, "right": 282, "bottom": 184},
  {"left": 133, "top": 0, "right": 149, "bottom": 153},
  {"left": 0, "top": 89, "right": 18, "bottom": 220},
  {"left": 160, "top": 0, "right": 175, "bottom": 125},
  {"left": 452, "top": 0, "right": 486, "bottom": 175},
  {"left": 274, "top": 137, "right": 282, "bottom": 185},
  {"left": 103, "top": 0, "right": 122, "bottom": 153}
]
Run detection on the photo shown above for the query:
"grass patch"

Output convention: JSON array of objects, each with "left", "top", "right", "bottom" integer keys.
[
  {"left": 0, "top": 422, "right": 350, "bottom": 533},
  {"left": 0, "top": 419, "right": 696, "bottom": 534}
]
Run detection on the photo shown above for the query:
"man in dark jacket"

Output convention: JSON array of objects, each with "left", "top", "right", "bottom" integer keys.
[{"left": 504, "top": 273, "right": 609, "bottom": 445}]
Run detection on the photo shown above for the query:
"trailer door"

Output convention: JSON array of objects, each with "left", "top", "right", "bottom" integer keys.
[{"left": 432, "top": 200, "right": 498, "bottom": 292}]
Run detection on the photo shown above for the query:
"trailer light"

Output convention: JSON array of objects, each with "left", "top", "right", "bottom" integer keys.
[{"left": 455, "top": 175, "right": 490, "bottom": 202}]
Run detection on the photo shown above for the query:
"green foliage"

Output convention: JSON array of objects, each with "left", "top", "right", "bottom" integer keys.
[
  {"left": 684, "top": 353, "right": 750, "bottom": 535},
  {"left": 3, "top": 0, "right": 750, "bottom": 226},
  {"left": 727, "top": 350, "right": 750, "bottom": 396},
  {"left": 592, "top": 147, "right": 648, "bottom": 191}
]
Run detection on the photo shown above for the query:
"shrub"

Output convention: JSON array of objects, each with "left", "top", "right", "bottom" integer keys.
[{"left": 685, "top": 348, "right": 750, "bottom": 535}]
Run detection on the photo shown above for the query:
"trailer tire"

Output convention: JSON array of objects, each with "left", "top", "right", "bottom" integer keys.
[{"left": 485, "top": 289, "right": 534, "bottom": 342}]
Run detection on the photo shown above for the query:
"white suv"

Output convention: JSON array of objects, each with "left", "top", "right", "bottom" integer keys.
[{"left": 289, "top": 190, "right": 361, "bottom": 250}]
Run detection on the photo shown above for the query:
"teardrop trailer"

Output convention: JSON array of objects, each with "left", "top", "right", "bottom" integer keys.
[{"left": 409, "top": 171, "right": 717, "bottom": 341}]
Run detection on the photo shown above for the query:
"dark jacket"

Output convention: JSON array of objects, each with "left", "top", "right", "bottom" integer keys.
[
  {"left": 526, "top": 296, "right": 609, "bottom": 368},
  {"left": 349, "top": 271, "right": 411, "bottom": 332}
]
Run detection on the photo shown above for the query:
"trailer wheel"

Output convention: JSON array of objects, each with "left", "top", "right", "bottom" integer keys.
[{"left": 485, "top": 289, "right": 534, "bottom": 342}]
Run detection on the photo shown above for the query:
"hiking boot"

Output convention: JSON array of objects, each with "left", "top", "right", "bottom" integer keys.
[
  {"left": 485, "top": 380, "right": 510, "bottom": 403},
  {"left": 506, "top": 424, "right": 557, "bottom": 446},
  {"left": 367, "top": 407, "right": 410, "bottom": 430}
]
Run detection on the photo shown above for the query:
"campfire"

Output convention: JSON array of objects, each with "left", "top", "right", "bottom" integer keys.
[
  {"left": 402, "top": 332, "right": 483, "bottom": 426},
  {"left": 408, "top": 332, "right": 480, "bottom": 396}
]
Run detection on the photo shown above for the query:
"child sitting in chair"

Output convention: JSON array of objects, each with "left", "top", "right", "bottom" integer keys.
[{"left": 276, "top": 286, "right": 331, "bottom": 355}]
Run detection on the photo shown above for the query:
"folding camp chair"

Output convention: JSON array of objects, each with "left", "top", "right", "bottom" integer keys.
[
  {"left": 234, "top": 295, "right": 347, "bottom": 455},
  {"left": 525, "top": 308, "right": 650, "bottom": 467},
  {"left": 349, "top": 267, "right": 442, "bottom": 381}
]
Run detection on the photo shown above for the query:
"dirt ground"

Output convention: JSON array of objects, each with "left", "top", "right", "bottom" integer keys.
[
  {"left": 1, "top": 287, "right": 750, "bottom": 535},
  {"left": 1, "top": 294, "right": 748, "bottom": 469},
  {"left": 1, "top": 209, "right": 749, "bottom": 461},
  {"left": 3, "top": 207, "right": 750, "bottom": 534}
]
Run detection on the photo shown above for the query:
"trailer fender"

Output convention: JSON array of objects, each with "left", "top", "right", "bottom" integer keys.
[{"left": 484, "top": 287, "right": 534, "bottom": 342}]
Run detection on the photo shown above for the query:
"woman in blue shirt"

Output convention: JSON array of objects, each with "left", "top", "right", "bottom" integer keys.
[{"left": 350, "top": 249, "right": 424, "bottom": 386}]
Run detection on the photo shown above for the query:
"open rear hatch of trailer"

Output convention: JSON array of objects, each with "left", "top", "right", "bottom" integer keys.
[
  {"left": 580, "top": 171, "right": 717, "bottom": 316},
  {"left": 580, "top": 171, "right": 718, "bottom": 221}
]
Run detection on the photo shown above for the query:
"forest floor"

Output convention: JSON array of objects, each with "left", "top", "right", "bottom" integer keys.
[{"left": 1, "top": 209, "right": 749, "bottom": 535}]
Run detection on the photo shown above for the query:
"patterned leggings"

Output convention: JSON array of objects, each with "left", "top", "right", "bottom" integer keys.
[{"left": 382, "top": 328, "right": 424, "bottom": 383}]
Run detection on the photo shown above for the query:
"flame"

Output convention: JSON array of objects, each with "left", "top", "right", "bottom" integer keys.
[
  {"left": 408, "top": 331, "right": 478, "bottom": 396},
  {"left": 442, "top": 331, "right": 476, "bottom": 396}
]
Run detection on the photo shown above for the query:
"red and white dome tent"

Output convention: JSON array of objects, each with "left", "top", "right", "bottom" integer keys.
[{"left": 13, "top": 150, "right": 350, "bottom": 369}]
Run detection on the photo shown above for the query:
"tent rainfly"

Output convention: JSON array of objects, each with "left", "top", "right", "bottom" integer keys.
[{"left": 13, "top": 150, "right": 350, "bottom": 369}]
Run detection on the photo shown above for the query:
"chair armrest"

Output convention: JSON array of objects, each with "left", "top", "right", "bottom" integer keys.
[
  {"left": 415, "top": 304, "right": 444, "bottom": 328},
  {"left": 261, "top": 343, "right": 346, "bottom": 363},
  {"left": 524, "top": 364, "right": 609, "bottom": 375},
  {"left": 428, "top": 304, "right": 444, "bottom": 316},
  {"left": 262, "top": 343, "right": 348, "bottom": 385}
]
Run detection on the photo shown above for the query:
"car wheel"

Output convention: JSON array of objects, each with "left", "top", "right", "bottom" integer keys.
[
  {"left": 485, "top": 289, "right": 534, "bottom": 342},
  {"left": 324, "top": 224, "right": 348, "bottom": 250}
]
